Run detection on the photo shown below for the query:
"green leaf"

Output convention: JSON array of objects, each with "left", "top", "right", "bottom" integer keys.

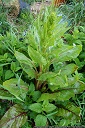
[
  {"left": 5, "top": 70, "right": 14, "bottom": 80},
  {"left": 37, "top": 91, "right": 74, "bottom": 102},
  {"left": 51, "top": 45, "right": 82, "bottom": 62},
  {"left": 35, "top": 114, "right": 47, "bottom": 126},
  {"left": 28, "top": 46, "right": 47, "bottom": 66},
  {"left": 0, "top": 104, "right": 27, "bottom": 128},
  {"left": 32, "top": 91, "right": 41, "bottom": 101},
  {"left": 38, "top": 72, "right": 57, "bottom": 81},
  {"left": 57, "top": 103, "right": 80, "bottom": 121},
  {"left": 37, "top": 79, "right": 85, "bottom": 102},
  {"left": 58, "top": 119, "right": 71, "bottom": 126},
  {"left": 48, "top": 75, "right": 68, "bottom": 91},
  {"left": 0, "top": 87, "right": 15, "bottom": 100},
  {"left": 28, "top": 29, "right": 40, "bottom": 50},
  {"left": 15, "top": 51, "right": 36, "bottom": 78},
  {"left": 3, "top": 78, "right": 28, "bottom": 101},
  {"left": 29, "top": 103, "right": 42, "bottom": 113},
  {"left": 55, "top": 90, "right": 75, "bottom": 101},
  {"left": 42, "top": 101, "right": 56, "bottom": 113},
  {"left": 28, "top": 83, "right": 35, "bottom": 94},
  {"left": 61, "top": 64, "right": 78, "bottom": 76},
  {"left": 11, "top": 61, "right": 21, "bottom": 72},
  {"left": 11, "top": 62, "right": 16, "bottom": 72},
  {"left": 37, "top": 93, "right": 57, "bottom": 102},
  {"left": 73, "top": 80, "right": 85, "bottom": 93},
  {"left": 20, "top": 63, "right": 36, "bottom": 79},
  {"left": 15, "top": 51, "right": 33, "bottom": 68}
]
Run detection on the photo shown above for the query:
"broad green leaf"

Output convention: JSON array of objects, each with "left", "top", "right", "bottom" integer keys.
[
  {"left": 29, "top": 103, "right": 42, "bottom": 113},
  {"left": 55, "top": 90, "right": 75, "bottom": 101},
  {"left": 0, "top": 87, "right": 15, "bottom": 100},
  {"left": 68, "top": 76, "right": 78, "bottom": 86},
  {"left": 61, "top": 64, "right": 78, "bottom": 76},
  {"left": 51, "top": 45, "right": 82, "bottom": 62},
  {"left": 38, "top": 91, "right": 74, "bottom": 102},
  {"left": 28, "top": 46, "right": 47, "bottom": 66},
  {"left": 15, "top": 51, "right": 36, "bottom": 78},
  {"left": 55, "top": 81, "right": 85, "bottom": 101},
  {"left": 5, "top": 70, "right": 14, "bottom": 80},
  {"left": 57, "top": 103, "right": 80, "bottom": 121},
  {"left": 38, "top": 72, "right": 57, "bottom": 81},
  {"left": 15, "top": 51, "right": 33, "bottom": 68},
  {"left": 0, "top": 104, "right": 27, "bottom": 128},
  {"left": 3, "top": 78, "right": 28, "bottom": 101},
  {"left": 48, "top": 75, "right": 68, "bottom": 91},
  {"left": 73, "top": 81, "right": 85, "bottom": 93},
  {"left": 35, "top": 114, "right": 47, "bottom": 126},
  {"left": 20, "top": 63, "right": 36, "bottom": 79},
  {"left": 38, "top": 82, "right": 84, "bottom": 102},
  {"left": 37, "top": 93, "right": 57, "bottom": 102}
]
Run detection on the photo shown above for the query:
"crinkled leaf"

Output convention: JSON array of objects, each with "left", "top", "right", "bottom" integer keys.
[
  {"left": 0, "top": 104, "right": 27, "bottom": 128},
  {"left": 3, "top": 78, "right": 28, "bottom": 101},
  {"left": 29, "top": 103, "right": 42, "bottom": 113},
  {"left": 28, "top": 46, "right": 47, "bottom": 66},
  {"left": 35, "top": 114, "right": 47, "bottom": 126}
]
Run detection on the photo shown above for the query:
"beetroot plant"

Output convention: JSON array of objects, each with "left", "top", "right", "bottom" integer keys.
[{"left": 0, "top": 7, "right": 85, "bottom": 127}]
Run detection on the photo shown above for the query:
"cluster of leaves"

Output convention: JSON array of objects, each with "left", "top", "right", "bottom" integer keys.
[
  {"left": 64, "top": 27, "right": 85, "bottom": 80},
  {"left": 0, "top": 7, "right": 85, "bottom": 127},
  {"left": 58, "top": 0, "right": 85, "bottom": 126}
]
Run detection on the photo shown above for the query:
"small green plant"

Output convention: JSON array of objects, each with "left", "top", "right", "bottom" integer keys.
[
  {"left": 64, "top": 26, "right": 85, "bottom": 76},
  {"left": 0, "top": 7, "right": 85, "bottom": 127}
]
